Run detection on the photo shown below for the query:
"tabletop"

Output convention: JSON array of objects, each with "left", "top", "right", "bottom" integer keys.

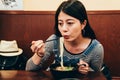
[{"left": 0, "top": 70, "right": 107, "bottom": 80}]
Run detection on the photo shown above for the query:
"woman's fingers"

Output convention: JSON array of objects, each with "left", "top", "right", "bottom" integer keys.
[
  {"left": 79, "top": 59, "right": 89, "bottom": 66},
  {"left": 78, "top": 66, "right": 89, "bottom": 74},
  {"left": 77, "top": 59, "right": 89, "bottom": 74},
  {"left": 35, "top": 42, "right": 44, "bottom": 53},
  {"left": 79, "top": 69, "right": 89, "bottom": 74},
  {"left": 30, "top": 40, "right": 45, "bottom": 53}
]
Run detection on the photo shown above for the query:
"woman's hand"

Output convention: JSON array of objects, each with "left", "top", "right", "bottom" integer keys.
[
  {"left": 77, "top": 59, "right": 89, "bottom": 74},
  {"left": 30, "top": 40, "right": 45, "bottom": 57}
]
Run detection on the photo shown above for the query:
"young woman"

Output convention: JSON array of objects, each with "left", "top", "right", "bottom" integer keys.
[{"left": 26, "top": 0, "right": 104, "bottom": 75}]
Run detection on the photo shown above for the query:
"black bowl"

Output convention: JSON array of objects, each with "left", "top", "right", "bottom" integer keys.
[{"left": 50, "top": 64, "right": 79, "bottom": 80}]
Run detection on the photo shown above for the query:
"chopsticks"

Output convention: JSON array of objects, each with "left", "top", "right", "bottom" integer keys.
[
  {"left": 30, "top": 38, "right": 58, "bottom": 46},
  {"left": 45, "top": 38, "right": 58, "bottom": 43}
]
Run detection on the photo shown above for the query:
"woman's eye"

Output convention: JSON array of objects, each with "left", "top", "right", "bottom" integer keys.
[
  {"left": 67, "top": 22, "right": 74, "bottom": 25},
  {"left": 58, "top": 22, "right": 63, "bottom": 26}
]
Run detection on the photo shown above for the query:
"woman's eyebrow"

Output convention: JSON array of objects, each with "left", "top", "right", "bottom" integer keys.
[
  {"left": 66, "top": 19, "right": 75, "bottom": 22},
  {"left": 58, "top": 19, "right": 75, "bottom": 22}
]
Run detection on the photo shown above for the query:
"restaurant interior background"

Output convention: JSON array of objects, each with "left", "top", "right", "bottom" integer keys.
[{"left": 0, "top": 0, "right": 120, "bottom": 79}]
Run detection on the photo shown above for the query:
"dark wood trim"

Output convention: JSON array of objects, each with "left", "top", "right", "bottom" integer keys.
[
  {"left": 0, "top": 10, "right": 120, "bottom": 15},
  {"left": 87, "top": 10, "right": 120, "bottom": 15},
  {"left": 112, "top": 76, "right": 120, "bottom": 78},
  {"left": 0, "top": 10, "right": 55, "bottom": 15}
]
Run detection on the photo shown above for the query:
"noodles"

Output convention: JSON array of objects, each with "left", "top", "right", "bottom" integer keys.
[
  {"left": 55, "top": 66, "right": 74, "bottom": 71},
  {"left": 58, "top": 37, "right": 74, "bottom": 71},
  {"left": 59, "top": 37, "right": 64, "bottom": 68}
]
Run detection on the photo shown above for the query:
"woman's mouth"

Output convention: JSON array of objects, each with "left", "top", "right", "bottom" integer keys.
[{"left": 63, "top": 35, "right": 69, "bottom": 39}]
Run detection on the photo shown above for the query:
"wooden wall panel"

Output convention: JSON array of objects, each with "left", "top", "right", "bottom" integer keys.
[
  {"left": 88, "top": 13, "right": 120, "bottom": 76},
  {"left": 0, "top": 12, "right": 55, "bottom": 58},
  {"left": 0, "top": 10, "right": 120, "bottom": 77}
]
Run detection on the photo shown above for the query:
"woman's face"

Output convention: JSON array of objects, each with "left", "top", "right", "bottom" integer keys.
[{"left": 58, "top": 11, "right": 86, "bottom": 41}]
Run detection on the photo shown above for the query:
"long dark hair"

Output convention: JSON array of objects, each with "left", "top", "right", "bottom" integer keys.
[{"left": 54, "top": 0, "right": 96, "bottom": 39}]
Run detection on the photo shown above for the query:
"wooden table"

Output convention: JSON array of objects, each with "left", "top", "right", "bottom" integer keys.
[{"left": 0, "top": 70, "right": 107, "bottom": 80}]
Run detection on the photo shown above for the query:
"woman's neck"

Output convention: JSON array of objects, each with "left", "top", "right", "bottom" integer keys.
[{"left": 64, "top": 37, "right": 91, "bottom": 54}]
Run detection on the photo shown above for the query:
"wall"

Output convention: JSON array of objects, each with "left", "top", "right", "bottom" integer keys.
[{"left": 23, "top": 0, "right": 120, "bottom": 11}]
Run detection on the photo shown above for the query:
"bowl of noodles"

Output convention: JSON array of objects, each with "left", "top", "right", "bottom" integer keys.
[{"left": 50, "top": 64, "right": 79, "bottom": 80}]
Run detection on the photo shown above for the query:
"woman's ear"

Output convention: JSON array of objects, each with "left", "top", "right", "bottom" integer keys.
[{"left": 81, "top": 20, "right": 87, "bottom": 30}]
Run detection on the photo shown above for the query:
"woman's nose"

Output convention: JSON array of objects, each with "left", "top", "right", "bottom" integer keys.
[{"left": 62, "top": 24, "right": 68, "bottom": 31}]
